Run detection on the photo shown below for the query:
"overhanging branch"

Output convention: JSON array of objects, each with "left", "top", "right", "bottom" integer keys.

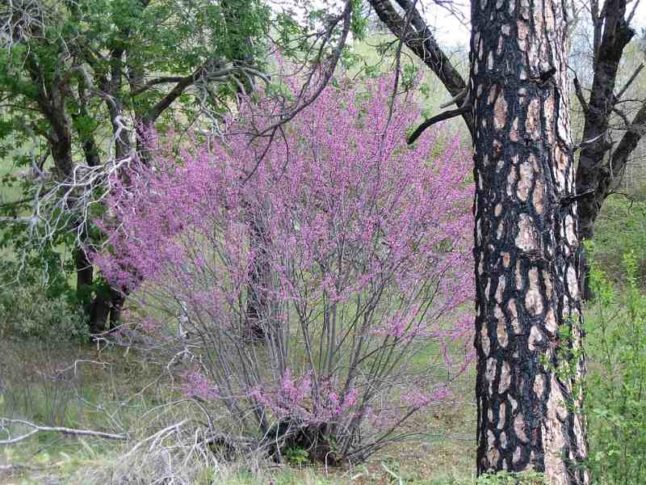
[
  {"left": 368, "top": 0, "right": 474, "bottom": 135},
  {"left": 407, "top": 105, "right": 472, "bottom": 144}
]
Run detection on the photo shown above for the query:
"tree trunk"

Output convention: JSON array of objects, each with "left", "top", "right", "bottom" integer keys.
[
  {"left": 575, "top": 0, "right": 635, "bottom": 242},
  {"left": 244, "top": 214, "right": 273, "bottom": 341},
  {"left": 470, "top": 0, "right": 588, "bottom": 482}
]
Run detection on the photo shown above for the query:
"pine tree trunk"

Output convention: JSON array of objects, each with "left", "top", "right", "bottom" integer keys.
[{"left": 470, "top": 1, "right": 588, "bottom": 482}]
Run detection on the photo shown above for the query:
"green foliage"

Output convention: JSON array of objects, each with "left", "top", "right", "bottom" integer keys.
[
  {"left": 0, "top": 0, "right": 273, "bottom": 327},
  {"left": 284, "top": 446, "right": 309, "bottom": 466},
  {"left": 350, "top": 0, "right": 368, "bottom": 41},
  {"left": 0, "top": 260, "right": 87, "bottom": 341},
  {"left": 591, "top": 196, "right": 645, "bottom": 286},
  {"left": 0, "top": 284, "right": 88, "bottom": 341},
  {"left": 585, "top": 251, "right": 646, "bottom": 483}
]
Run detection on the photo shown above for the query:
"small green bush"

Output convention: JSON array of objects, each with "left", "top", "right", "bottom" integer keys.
[
  {"left": 0, "top": 282, "right": 88, "bottom": 341},
  {"left": 585, "top": 251, "right": 645, "bottom": 484}
]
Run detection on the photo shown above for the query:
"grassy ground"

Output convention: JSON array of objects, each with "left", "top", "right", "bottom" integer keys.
[{"left": 0, "top": 340, "right": 477, "bottom": 484}]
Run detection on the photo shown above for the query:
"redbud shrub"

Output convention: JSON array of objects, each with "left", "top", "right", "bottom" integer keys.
[{"left": 96, "top": 76, "right": 474, "bottom": 464}]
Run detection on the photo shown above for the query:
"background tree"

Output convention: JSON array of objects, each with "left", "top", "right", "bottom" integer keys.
[
  {"left": 571, "top": 0, "right": 646, "bottom": 294},
  {"left": 0, "top": 0, "right": 270, "bottom": 331}
]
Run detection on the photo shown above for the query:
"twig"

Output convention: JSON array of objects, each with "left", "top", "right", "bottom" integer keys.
[{"left": 573, "top": 132, "right": 605, "bottom": 151}]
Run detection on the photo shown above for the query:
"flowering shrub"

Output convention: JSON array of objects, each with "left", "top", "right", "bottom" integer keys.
[{"left": 96, "top": 76, "right": 473, "bottom": 463}]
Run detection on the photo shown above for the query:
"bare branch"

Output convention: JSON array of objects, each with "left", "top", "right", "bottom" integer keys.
[
  {"left": 367, "top": 0, "right": 474, "bottom": 135},
  {"left": 0, "top": 417, "right": 127, "bottom": 445},
  {"left": 615, "top": 62, "right": 644, "bottom": 101},
  {"left": 627, "top": 0, "right": 641, "bottom": 23},
  {"left": 407, "top": 105, "right": 472, "bottom": 144},
  {"left": 439, "top": 87, "right": 467, "bottom": 109},
  {"left": 573, "top": 75, "right": 589, "bottom": 113}
]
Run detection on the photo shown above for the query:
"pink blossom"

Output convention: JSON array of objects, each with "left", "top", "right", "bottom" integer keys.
[
  {"left": 181, "top": 370, "right": 219, "bottom": 400},
  {"left": 95, "top": 72, "right": 475, "bottom": 455}
]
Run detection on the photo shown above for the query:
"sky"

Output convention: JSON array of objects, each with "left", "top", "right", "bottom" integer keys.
[
  {"left": 282, "top": 1, "right": 646, "bottom": 48},
  {"left": 425, "top": 1, "right": 646, "bottom": 47}
]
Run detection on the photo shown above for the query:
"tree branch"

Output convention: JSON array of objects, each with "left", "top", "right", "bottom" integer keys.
[
  {"left": 615, "top": 62, "right": 644, "bottom": 101},
  {"left": 142, "top": 68, "right": 207, "bottom": 126},
  {"left": 142, "top": 62, "right": 251, "bottom": 125},
  {"left": 407, "top": 105, "right": 472, "bottom": 144},
  {"left": 573, "top": 76, "right": 589, "bottom": 113},
  {"left": 368, "top": 0, "right": 474, "bottom": 135},
  {"left": 610, "top": 101, "right": 646, "bottom": 176},
  {"left": 131, "top": 76, "right": 187, "bottom": 96},
  {"left": 440, "top": 88, "right": 467, "bottom": 109}
]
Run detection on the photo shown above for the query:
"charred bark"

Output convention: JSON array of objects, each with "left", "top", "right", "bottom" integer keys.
[{"left": 470, "top": 0, "right": 588, "bottom": 482}]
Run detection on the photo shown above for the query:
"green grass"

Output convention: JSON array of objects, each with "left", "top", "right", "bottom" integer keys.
[
  {"left": 0, "top": 339, "right": 478, "bottom": 484},
  {"left": 591, "top": 194, "right": 646, "bottom": 286}
]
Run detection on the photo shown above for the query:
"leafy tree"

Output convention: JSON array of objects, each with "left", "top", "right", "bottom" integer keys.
[{"left": 0, "top": 0, "right": 270, "bottom": 331}]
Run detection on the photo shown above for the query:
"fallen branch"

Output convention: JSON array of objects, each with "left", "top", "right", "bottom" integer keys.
[
  {"left": 0, "top": 418, "right": 127, "bottom": 445},
  {"left": 0, "top": 463, "right": 40, "bottom": 473}
]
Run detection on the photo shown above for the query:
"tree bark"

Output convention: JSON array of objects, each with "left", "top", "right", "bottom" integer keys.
[
  {"left": 244, "top": 217, "right": 272, "bottom": 341},
  {"left": 470, "top": 1, "right": 588, "bottom": 482}
]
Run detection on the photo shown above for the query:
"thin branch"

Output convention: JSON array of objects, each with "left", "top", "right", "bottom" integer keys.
[
  {"left": 0, "top": 418, "right": 127, "bottom": 445},
  {"left": 440, "top": 88, "right": 467, "bottom": 109},
  {"left": 605, "top": 102, "right": 646, "bottom": 195},
  {"left": 615, "top": 62, "right": 644, "bottom": 101},
  {"left": 573, "top": 75, "right": 589, "bottom": 113},
  {"left": 407, "top": 105, "right": 471, "bottom": 144},
  {"left": 627, "top": 0, "right": 641, "bottom": 23},
  {"left": 131, "top": 76, "right": 188, "bottom": 96},
  {"left": 612, "top": 105, "right": 631, "bottom": 127},
  {"left": 254, "top": 0, "right": 354, "bottom": 138}
]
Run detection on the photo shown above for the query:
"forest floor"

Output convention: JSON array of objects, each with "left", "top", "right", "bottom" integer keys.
[{"left": 0, "top": 341, "right": 478, "bottom": 484}]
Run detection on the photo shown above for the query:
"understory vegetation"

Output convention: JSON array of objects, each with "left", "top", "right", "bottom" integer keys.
[{"left": 1, "top": 192, "right": 643, "bottom": 483}]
